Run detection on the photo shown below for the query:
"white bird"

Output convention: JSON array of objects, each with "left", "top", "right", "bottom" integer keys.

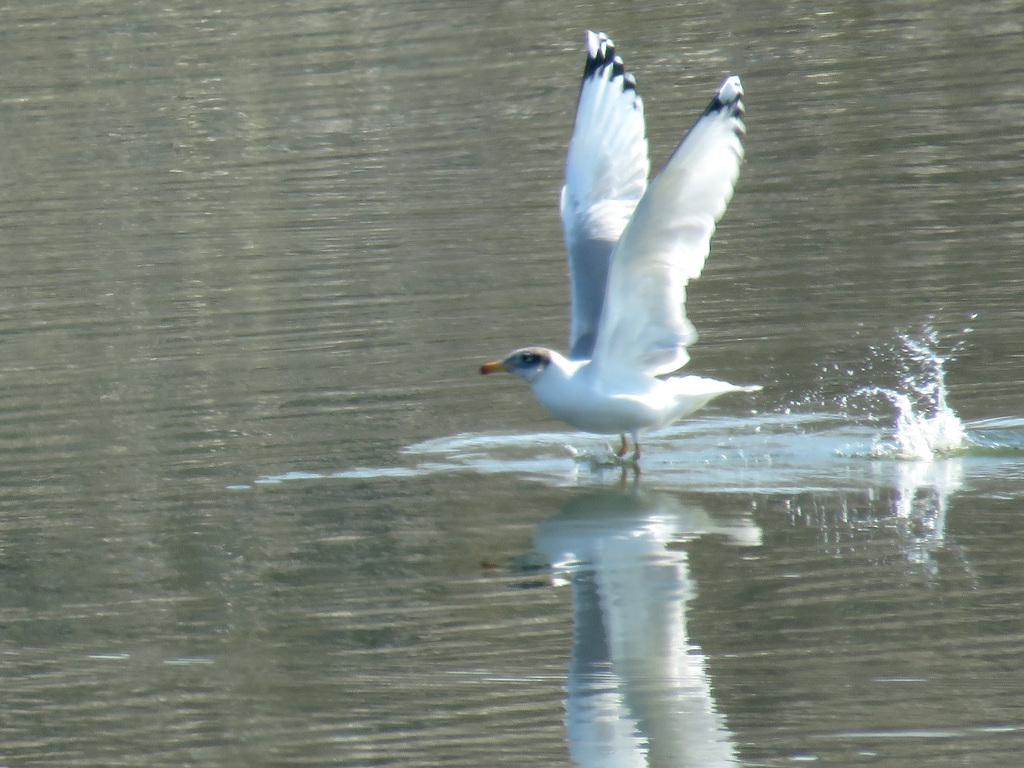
[{"left": 481, "top": 31, "right": 759, "bottom": 462}]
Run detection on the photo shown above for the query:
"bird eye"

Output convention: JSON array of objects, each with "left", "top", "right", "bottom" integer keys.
[{"left": 521, "top": 353, "right": 538, "bottom": 365}]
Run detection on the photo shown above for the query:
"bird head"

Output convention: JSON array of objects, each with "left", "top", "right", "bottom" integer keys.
[{"left": 480, "top": 347, "right": 553, "bottom": 383}]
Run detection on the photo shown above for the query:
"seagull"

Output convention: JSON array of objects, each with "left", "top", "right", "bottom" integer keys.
[{"left": 481, "top": 31, "right": 759, "bottom": 462}]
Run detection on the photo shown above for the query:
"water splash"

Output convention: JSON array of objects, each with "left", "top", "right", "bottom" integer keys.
[{"left": 850, "top": 327, "right": 967, "bottom": 461}]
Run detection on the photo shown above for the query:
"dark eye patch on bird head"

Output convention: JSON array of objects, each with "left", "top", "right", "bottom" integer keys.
[{"left": 513, "top": 348, "right": 551, "bottom": 369}]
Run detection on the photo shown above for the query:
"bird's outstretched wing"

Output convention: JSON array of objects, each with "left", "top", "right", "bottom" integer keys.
[
  {"left": 591, "top": 75, "right": 745, "bottom": 379},
  {"left": 560, "top": 31, "right": 649, "bottom": 360}
]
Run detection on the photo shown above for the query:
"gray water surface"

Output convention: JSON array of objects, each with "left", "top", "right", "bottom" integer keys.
[{"left": 2, "top": 2, "right": 1024, "bottom": 766}]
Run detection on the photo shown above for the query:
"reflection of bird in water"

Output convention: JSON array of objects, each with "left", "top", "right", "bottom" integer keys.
[
  {"left": 532, "top": 489, "right": 760, "bottom": 766},
  {"left": 481, "top": 31, "right": 759, "bottom": 463}
]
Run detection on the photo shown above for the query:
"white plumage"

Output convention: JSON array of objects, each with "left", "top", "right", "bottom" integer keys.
[{"left": 482, "top": 32, "right": 758, "bottom": 461}]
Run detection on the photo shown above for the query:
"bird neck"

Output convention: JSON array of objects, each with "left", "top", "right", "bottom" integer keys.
[{"left": 530, "top": 351, "right": 585, "bottom": 392}]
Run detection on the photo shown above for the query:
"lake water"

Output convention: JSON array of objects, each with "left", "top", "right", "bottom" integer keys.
[{"left": 2, "top": 2, "right": 1024, "bottom": 766}]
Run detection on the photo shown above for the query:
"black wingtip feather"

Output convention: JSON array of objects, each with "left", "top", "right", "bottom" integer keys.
[
  {"left": 704, "top": 75, "right": 744, "bottom": 119},
  {"left": 583, "top": 30, "right": 638, "bottom": 93}
]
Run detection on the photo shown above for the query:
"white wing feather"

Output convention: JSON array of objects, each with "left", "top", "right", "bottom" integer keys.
[
  {"left": 591, "top": 75, "right": 745, "bottom": 379},
  {"left": 560, "top": 31, "right": 649, "bottom": 360}
]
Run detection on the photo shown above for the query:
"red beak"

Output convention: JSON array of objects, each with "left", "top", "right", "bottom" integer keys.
[{"left": 480, "top": 361, "right": 510, "bottom": 375}]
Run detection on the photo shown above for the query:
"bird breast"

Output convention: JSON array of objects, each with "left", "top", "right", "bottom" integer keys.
[{"left": 529, "top": 364, "right": 667, "bottom": 434}]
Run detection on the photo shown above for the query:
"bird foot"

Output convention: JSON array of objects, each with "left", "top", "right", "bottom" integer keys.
[
  {"left": 602, "top": 441, "right": 641, "bottom": 471},
  {"left": 608, "top": 449, "right": 640, "bottom": 469},
  {"left": 565, "top": 444, "right": 639, "bottom": 473},
  {"left": 614, "top": 434, "right": 641, "bottom": 464}
]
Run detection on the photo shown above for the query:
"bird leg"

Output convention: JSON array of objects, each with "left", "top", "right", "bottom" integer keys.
[
  {"left": 615, "top": 434, "right": 629, "bottom": 458},
  {"left": 612, "top": 434, "right": 642, "bottom": 469}
]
